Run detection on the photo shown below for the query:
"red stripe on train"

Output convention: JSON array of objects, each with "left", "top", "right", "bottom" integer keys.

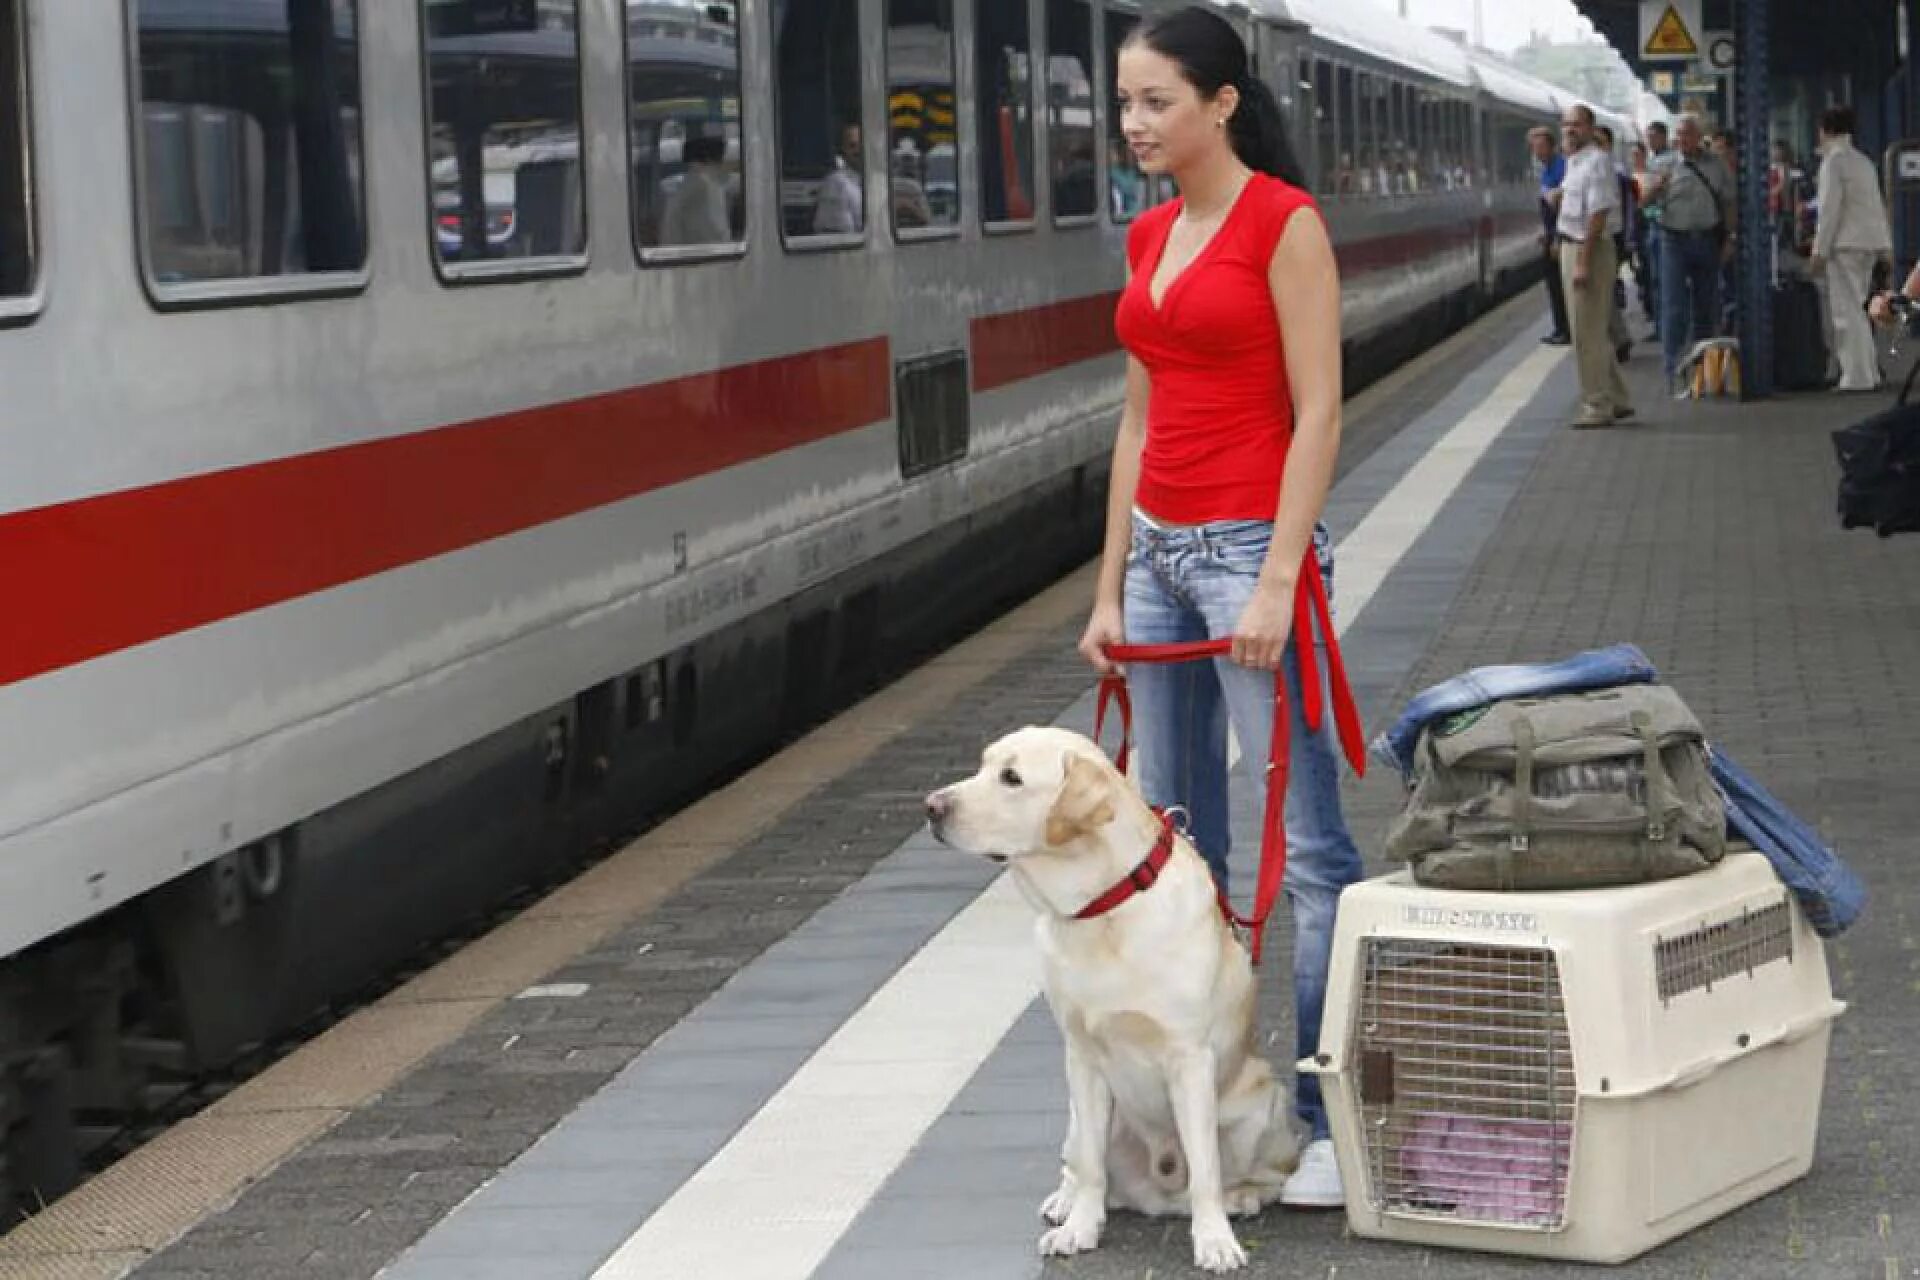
[
  {"left": 0, "top": 339, "right": 891, "bottom": 688},
  {"left": 971, "top": 291, "right": 1125, "bottom": 393},
  {"left": 4, "top": 214, "right": 1527, "bottom": 688}
]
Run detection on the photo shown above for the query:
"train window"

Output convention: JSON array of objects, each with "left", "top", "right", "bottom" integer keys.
[
  {"left": 776, "top": 0, "right": 866, "bottom": 245},
  {"left": 0, "top": 0, "right": 30, "bottom": 306},
  {"left": 629, "top": 1, "right": 746, "bottom": 259},
  {"left": 1420, "top": 94, "right": 1440, "bottom": 190},
  {"left": 1356, "top": 71, "right": 1384, "bottom": 196},
  {"left": 1104, "top": 7, "right": 1144, "bottom": 221},
  {"left": 1334, "top": 64, "right": 1355, "bottom": 196},
  {"left": 978, "top": 0, "right": 1035, "bottom": 225},
  {"left": 1312, "top": 59, "right": 1336, "bottom": 198},
  {"left": 886, "top": 0, "right": 958, "bottom": 236},
  {"left": 424, "top": 0, "right": 585, "bottom": 278},
  {"left": 1046, "top": 0, "right": 1095, "bottom": 222},
  {"left": 130, "top": 0, "right": 366, "bottom": 299},
  {"left": 1385, "top": 81, "right": 1406, "bottom": 195}
]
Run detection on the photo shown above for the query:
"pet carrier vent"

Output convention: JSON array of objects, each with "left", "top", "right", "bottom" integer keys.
[
  {"left": 1353, "top": 939, "right": 1576, "bottom": 1230},
  {"left": 1654, "top": 894, "right": 1795, "bottom": 1002}
]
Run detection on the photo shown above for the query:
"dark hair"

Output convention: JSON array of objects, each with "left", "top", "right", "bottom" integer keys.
[
  {"left": 1647, "top": 120, "right": 1669, "bottom": 136},
  {"left": 1128, "top": 6, "right": 1307, "bottom": 188},
  {"left": 1820, "top": 104, "right": 1857, "bottom": 137},
  {"left": 685, "top": 134, "right": 727, "bottom": 165}
]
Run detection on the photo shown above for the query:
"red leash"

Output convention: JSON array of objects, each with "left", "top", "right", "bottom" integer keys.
[{"left": 1090, "top": 550, "right": 1366, "bottom": 964}]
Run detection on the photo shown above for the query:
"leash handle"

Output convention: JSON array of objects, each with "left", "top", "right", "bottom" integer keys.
[{"left": 1093, "top": 556, "right": 1364, "bottom": 965}]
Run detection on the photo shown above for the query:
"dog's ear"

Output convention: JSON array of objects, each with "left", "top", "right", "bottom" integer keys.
[{"left": 1044, "top": 751, "right": 1116, "bottom": 848}]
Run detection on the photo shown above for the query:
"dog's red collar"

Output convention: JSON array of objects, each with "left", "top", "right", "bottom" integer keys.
[{"left": 1074, "top": 813, "right": 1178, "bottom": 920}]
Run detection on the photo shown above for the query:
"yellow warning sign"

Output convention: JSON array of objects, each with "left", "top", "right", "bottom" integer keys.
[{"left": 1645, "top": 4, "right": 1699, "bottom": 56}]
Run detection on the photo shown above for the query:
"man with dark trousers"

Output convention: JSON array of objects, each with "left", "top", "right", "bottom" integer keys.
[{"left": 1531, "top": 126, "right": 1571, "bottom": 345}]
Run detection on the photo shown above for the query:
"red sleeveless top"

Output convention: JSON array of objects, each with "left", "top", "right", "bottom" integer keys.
[{"left": 1114, "top": 173, "right": 1317, "bottom": 524}]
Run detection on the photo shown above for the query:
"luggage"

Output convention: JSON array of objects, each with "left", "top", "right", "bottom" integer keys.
[
  {"left": 1831, "top": 359, "right": 1920, "bottom": 536},
  {"left": 1384, "top": 683, "right": 1726, "bottom": 891},
  {"left": 1772, "top": 276, "right": 1830, "bottom": 391}
]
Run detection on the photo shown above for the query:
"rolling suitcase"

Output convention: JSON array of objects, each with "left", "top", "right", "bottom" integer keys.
[{"left": 1773, "top": 246, "right": 1830, "bottom": 391}]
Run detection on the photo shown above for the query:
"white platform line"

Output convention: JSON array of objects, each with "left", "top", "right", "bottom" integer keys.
[
  {"left": 589, "top": 343, "right": 1567, "bottom": 1280},
  {"left": 589, "top": 877, "right": 1038, "bottom": 1280}
]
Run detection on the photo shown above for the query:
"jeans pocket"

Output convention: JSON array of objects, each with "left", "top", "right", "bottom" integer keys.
[{"left": 1206, "top": 520, "right": 1273, "bottom": 574}]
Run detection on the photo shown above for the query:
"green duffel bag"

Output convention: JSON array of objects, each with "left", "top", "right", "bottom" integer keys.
[{"left": 1384, "top": 684, "right": 1727, "bottom": 891}]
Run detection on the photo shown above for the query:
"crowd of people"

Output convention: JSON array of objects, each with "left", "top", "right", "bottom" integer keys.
[{"left": 1531, "top": 101, "right": 1899, "bottom": 411}]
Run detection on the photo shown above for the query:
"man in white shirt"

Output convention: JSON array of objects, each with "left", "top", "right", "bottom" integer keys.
[
  {"left": 1556, "top": 104, "right": 1632, "bottom": 427},
  {"left": 1810, "top": 104, "right": 1894, "bottom": 390},
  {"left": 813, "top": 122, "right": 865, "bottom": 236}
]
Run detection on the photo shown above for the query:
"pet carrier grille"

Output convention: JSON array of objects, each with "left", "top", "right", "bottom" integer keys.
[
  {"left": 1353, "top": 940, "right": 1576, "bottom": 1230},
  {"left": 1654, "top": 895, "right": 1795, "bottom": 1003}
]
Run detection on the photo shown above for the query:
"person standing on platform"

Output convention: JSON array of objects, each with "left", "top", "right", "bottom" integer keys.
[
  {"left": 1644, "top": 115, "right": 1734, "bottom": 393},
  {"left": 1556, "top": 104, "right": 1631, "bottom": 427},
  {"left": 1641, "top": 121, "right": 1671, "bottom": 332},
  {"left": 1531, "top": 126, "right": 1571, "bottom": 346},
  {"left": 1809, "top": 105, "right": 1894, "bottom": 392},
  {"left": 1595, "top": 124, "right": 1635, "bottom": 363},
  {"left": 1083, "top": 3, "right": 1364, "bottom": 1215}
]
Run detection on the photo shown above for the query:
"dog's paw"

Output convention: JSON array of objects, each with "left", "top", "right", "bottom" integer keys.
[
  {"left": 1037, "top": 1211, "right": 1104, "bottom": 1258},
  {"left": 1224, "top": 1184, "right": 1265, "bottom": 1218},
  {"left": 1038, "top": 1176, "right": 1076, "bottom": 1224},
  {"left": 1191, "top": 1218, "right": 1248, "bottom": 1272}
]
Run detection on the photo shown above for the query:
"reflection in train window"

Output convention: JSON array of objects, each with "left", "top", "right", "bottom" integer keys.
[
  {"left": 1312, "top": 59, "right": 1335, "bottom": 197},
  {"left": 885, "top": 0, "right": 957, "bottom": 233},
  {"left": 424, "top": 0, "right": 584, "bottom": 271},
  {"left": 1104, "top": 7, "right": 1143, "bottom": 222},
  {"left": 977, "top": 0, "right": 1034, "bottom": 224},
  {"left": 1045, "top": 0, "right": 1094, "bottom": 221},
  {"left": 132, "top": 0, "right": 365, "bottom": 287},
  {"left": 775, "top": 0, "right": 865, "bottom": 242},
  {"left": 0, "top": 0, "right": 30, "bottom": 299},
  {"left": 629, "top": 1, "right": 745, "bottom": 255}
]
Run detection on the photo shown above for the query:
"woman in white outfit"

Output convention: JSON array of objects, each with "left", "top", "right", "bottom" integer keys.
[{"left": 1809, "top": 105, "right": 1893, "bottom": 391}]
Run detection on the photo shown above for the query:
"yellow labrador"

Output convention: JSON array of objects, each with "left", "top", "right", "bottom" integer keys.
[{"left": 925, "top": 725, "right": 1297, "bottom": 1273}]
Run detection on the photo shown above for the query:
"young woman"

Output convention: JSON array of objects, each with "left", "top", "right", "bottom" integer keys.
[{"left": 1077, "top": 5, "right": 1360, "bottom": 1209}]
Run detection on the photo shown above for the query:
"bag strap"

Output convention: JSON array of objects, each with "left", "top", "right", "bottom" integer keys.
[
  {"left": 1632, "top": 710, "right": 1678, "bottom": 845},
  {"left": 1502, "top": 716, "right": 1536, "bottom": 891},
  {"left": 1897, "top": 355, "right": 1920, "bottom": 407},
  {"left": 1682, "top": 158, "right": 1727, "bottom": 229}
]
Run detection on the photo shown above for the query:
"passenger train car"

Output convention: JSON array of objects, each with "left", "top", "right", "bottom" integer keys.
[{"left": 0, "top": 0, "right": 1620, "bottom": 1209}]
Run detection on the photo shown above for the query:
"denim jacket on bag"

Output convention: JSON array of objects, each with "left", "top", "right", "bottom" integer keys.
[
  {"left": 1373, "top": 645, "right": 1865, "bottom": 937},
  {"left": 1371, "top": 644, "right": 1659, "bottom": 779}
]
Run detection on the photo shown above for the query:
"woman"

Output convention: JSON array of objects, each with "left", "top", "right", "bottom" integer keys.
[
  {"left": 1810, "top": 105, "right": 1894, "bottom": 391},
  {"left": 1077, "top": 5, "right": 1360, "bottom": 1210}
]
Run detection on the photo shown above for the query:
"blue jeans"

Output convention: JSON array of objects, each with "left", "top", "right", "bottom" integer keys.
[
  {"left": 1122, "top": 513, "right": 1363, "bottom": 1141},
  {"left": 1659, "top": 228, "right": 1723, "bottom": 377}
]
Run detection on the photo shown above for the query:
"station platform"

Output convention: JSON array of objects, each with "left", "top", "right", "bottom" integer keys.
[{"left": 8, "top": 296, "right": 1916, "bottom": 1280}]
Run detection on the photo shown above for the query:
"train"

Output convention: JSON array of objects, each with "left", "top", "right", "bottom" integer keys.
[{"left": 0, "top": 0, "right": 1630, "bottom": 1213}]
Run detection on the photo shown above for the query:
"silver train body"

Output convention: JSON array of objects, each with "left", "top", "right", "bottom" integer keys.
[{"left": 0, "top": 0, "right": 1612, "bottom": 1207}]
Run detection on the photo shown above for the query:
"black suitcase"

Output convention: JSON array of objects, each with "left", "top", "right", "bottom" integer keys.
[
  {"left": 1773, "top": 276, "right": 1830, "bottom": 391},
  {"left": 1832, "top": 361, "right": 1920, "bottom": 537}
]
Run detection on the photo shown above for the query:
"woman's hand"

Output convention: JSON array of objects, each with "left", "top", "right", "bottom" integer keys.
[
  {"left": 1869, "top": 291, "right": 1898, "bottom": 327},
  {"left": 1230, "top": 583, "right": 1292, "bottom": 672},
  {"left": 1078, "top": 600, "right": 1126, "bottom": 675}
]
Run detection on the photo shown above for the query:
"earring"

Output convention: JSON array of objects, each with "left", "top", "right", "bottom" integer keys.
[{"left": 1215, "top": 118, "right": 1226, "bottom": 129}]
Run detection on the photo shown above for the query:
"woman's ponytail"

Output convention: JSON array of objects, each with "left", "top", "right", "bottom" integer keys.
[
  {"left": 1228, "top": 75, "right": 1308, "bottom": 189},
  {"left": 1130, "top": 8, "right": 1309, "bottom": 191}
]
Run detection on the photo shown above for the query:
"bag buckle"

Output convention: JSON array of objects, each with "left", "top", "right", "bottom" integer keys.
[{"left": 1509, "top": 831, "right": 1530, "bottom": 853}]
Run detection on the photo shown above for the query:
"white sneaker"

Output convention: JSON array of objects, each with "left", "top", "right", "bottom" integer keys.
[{"left": 1281, "top": 1138, "right": 1345, "bottom": 1209}]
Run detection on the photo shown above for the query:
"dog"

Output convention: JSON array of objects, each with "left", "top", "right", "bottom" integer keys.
[{"left": 925, "top": 725, "right": 1298, "bottom": 1273}]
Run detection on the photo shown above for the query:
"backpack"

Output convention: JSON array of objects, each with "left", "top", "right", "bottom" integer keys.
[{"left": 1384, "top": 684, "right": 1727, "bottom": 891}]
